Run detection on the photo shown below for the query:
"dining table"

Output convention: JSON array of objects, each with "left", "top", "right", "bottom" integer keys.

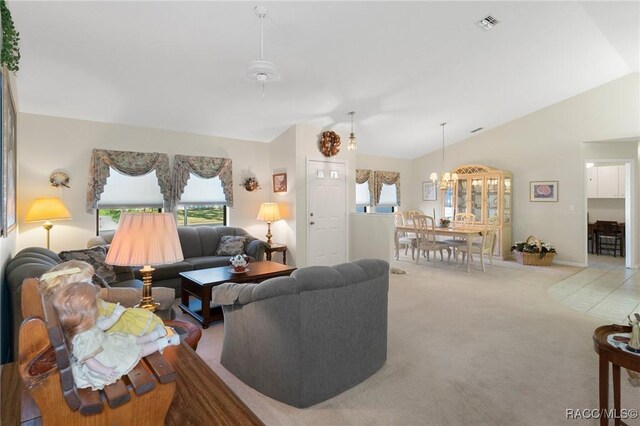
[{"left": 394, "top": 224, "right": 484, "bottom": 273}]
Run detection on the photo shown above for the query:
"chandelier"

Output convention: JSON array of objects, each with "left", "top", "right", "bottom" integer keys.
[
  {"left": 246, "top": 5, "right": 280, "bottom": 97},
  {"left": 429, "top": 122, "right": 458, "bottom": 190},
  {"left": 347, "top": 111, "right": 357, "bottom": 151}
]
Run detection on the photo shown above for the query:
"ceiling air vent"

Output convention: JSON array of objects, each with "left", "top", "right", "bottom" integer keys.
[
  {"left": 477, "top": 15, "right": 499, "bottom": 31},
  {"left": 470, "top": 127, "right": 484, "bottom": 133}
]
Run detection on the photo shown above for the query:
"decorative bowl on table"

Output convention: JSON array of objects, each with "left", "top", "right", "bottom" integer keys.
[
  {"left": 230, "top": 254, "right": 248, "bottom": 273},
  {"left": 438, "top": 219, "right": 451, "bottom": 228}
]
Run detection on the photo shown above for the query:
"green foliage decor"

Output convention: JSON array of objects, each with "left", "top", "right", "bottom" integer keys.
[{"left": 1, "top": 0, "right": 20, "bottom": 72}]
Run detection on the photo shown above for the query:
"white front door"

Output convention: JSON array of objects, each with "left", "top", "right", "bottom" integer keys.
[{"left": 308, "top": 160, "right": 347, "bottom": 266}]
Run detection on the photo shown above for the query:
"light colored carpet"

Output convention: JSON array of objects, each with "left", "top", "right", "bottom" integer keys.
[{"left": 179, "top": 259, "right": 639, "bottom": 426}]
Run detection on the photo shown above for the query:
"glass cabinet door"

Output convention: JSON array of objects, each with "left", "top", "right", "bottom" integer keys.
[
  {"left": 457, "top": 180, "right": 468, "bottom": 213},
  {"left": 485, "top": 176, "right": 499, "bottom": 222},
  {"left": 503, "top": 177, "right": 512, "bottom": 224},
  {"left": 443, "top": 187, "right": 454, "bottom": 219},
  {"left": 470, "top": 178, "right": 483, "bottom": 220}
]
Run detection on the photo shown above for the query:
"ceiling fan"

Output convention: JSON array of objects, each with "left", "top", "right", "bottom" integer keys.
[{"left": 247, "top": 5, "right": 280, "bottom": 96}]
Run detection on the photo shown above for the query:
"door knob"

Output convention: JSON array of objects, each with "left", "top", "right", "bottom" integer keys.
[{"left": 310, "top": 221, "right": 315, "bottom": 225}]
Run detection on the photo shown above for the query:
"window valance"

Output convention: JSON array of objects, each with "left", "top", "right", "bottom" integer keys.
[
  {"left": 86, "top": 149, "right": 171, "bottom": 212},
  {"left": 172, "top": 155, "right": 233, "bottom": 208}
]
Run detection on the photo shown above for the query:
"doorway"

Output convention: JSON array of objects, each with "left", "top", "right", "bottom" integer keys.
[
  {"left": 585, "top": 160, "right": 635, "bottom": 268},
  {"left": 307, "top": 159, "right": 347, "bottom": 266}
]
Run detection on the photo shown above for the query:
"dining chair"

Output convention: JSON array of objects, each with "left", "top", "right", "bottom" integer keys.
[
  {"left": 455, "top": 216, "right": 498, "bottom": 271},
  {"left": 596, "top": 220, "right": 622, "bottom": 257},
  {"left": 402, "top": 209, "right": 423, "bottom": 224},
  {"left": 393, "top": 213, "right": 416, "bottom": 260},
  {"left": 413, "top": 215, "right": 451, "bottom": 264},
  {"left": 444, "top": 213, "right": 476, "bottom": 260}
]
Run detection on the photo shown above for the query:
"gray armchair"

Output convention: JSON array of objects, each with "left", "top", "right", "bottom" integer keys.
[{"left": 212, "top": 258, "right": 389, "bottom": 408}]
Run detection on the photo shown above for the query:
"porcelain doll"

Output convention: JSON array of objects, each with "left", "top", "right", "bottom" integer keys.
[
  {"left": 52, "top": 281, "right": 180, "bottom": 390},
  {"left": 40, "top": 260, "right": 167, "bottom": 338}
]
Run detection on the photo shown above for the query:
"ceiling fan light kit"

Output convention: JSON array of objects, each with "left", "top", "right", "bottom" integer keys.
[{"left": 247, "top": 5, "right": 280, "bottom": 96}]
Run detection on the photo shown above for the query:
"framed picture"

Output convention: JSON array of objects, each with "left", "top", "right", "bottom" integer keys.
[
  {"left": 422, "top": 181, "right": 437, "bottom": 201},
  {"left": 530, "top": 180, "right": 558, "bottom": 202},
  {"left": 2, "top": 68, "right": 16, "bottom": 236},
  {"left": 273, "top": 172, "right": 287, "bottom": 193}
]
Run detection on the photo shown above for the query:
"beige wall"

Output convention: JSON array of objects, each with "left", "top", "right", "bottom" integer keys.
[
  {"left": 587, "top": 199, "right": 625, "bottom": 223},
  {"left": 412, "top": 73, "right": 640, "bottom": 266},
  {"left": 268, "top": 125, "right": 297, "bottom": 265},
  {"left": 16, "top": 113, "right": 272, "bottom": 252}
]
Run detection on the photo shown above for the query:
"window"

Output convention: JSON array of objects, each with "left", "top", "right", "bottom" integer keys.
[
  {"left": 97, "top": 168, "right": 163, "bottom": 232},
  {"left": 176, "top": 174, "right": 227, "bottom": 227},
  {"left": 355, "top": 182, "right": 371, "bottom": 213},
  {"left": 376, "top": 182, "right": 399, "bottom": 214}
]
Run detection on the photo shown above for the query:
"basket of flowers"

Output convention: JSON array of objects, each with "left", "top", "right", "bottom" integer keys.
[{"left": 511, "top": 236, "right": 556, "bottom": 266}]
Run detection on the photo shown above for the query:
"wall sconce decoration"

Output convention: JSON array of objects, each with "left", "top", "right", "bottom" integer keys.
[
  {"left": 50, "top": 171, "right": 70, "bottom": 188},
  {"left": 241, "top": 177, "right": 261, "bottom": 192},
  {"left": 319, "top": 131, "right": 340, "bottom": 157}
]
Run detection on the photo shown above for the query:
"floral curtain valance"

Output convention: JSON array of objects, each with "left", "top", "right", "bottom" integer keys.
[
  {"left": 86, "top": 149, "right": 171, "bottom": 212},
  {"left": 172, "top": 155, "right": 233, "bottom": 208},
  {"left": 373, "top": 171, "right": 401, "bottom": 206}
]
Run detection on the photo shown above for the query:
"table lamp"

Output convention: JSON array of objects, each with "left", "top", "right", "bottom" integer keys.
[
  {"left": 24, "top": 197, "right": 72, "bottom": 249},
  {"left": 257, "top": 202, "right": 281, "bottom": 245},
  {"left": 105, "top": 213, "right": 183, "bottom": 311}
]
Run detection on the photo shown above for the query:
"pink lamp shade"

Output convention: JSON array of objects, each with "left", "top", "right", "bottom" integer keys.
[{"left": 105, "top": 213, "right": 184, "bottom": 267}]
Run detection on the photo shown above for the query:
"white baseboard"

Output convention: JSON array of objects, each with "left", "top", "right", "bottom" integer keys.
[{"left": 554, "top": 260, "right": 587, "bottom": 267}]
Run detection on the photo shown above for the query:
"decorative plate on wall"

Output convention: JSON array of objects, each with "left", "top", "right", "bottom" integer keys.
[{"left": 319, "top": 131, "right": 341, "bottom": 157}]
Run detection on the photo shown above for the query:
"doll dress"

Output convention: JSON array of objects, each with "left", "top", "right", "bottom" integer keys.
[
  {"left": 97, "top": 298, "right": 164, "bottom": 336},
  {"left": 70, "top": 326, "right": 142, "bottom": 390}
]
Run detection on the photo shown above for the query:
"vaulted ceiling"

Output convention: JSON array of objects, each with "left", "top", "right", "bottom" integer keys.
[{"left": 10, "top": 1, "right": 639, "bottom": 158}]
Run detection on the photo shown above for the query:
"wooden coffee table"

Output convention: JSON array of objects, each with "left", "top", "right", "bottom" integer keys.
[{"left": 179, "top": 261, "right": 296, "bottom": 328}]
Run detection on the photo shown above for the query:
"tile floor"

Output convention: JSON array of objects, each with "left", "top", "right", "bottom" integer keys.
[{"left": 549, "top": 253, "right": 639, "bottom": 324}]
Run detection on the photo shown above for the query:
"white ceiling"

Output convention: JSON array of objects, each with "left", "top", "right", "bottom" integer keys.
[{"left": 10, "top": 1, "right": 639, "bottom": 159}]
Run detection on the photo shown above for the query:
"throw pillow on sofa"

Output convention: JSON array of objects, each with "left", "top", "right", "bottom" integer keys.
[
  {"left": 58, "top": 246, "right": 118, "bottom": 286},
  {"left": 215, "top": 235, "right": 247, "bottom": 256}
]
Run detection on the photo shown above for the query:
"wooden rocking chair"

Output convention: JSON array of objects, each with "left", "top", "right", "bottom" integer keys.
[{"left": 18, "top": 278, "right": 176, "bottom": 425}]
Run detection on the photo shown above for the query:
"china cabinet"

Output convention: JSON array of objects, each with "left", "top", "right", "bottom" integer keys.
[{"left": 442, "top": 164, "right": 512, "bottom": 259}]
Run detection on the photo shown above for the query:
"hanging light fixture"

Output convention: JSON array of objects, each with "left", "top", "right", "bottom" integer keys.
[
  {"left": 429, "top": 122, "right": 458, "bottom": 190},
  {"left": 347, "top": 111, "right": 357, "bottom": 151},
  {"left": 247, "top": 5, "right": 280, "bottom": 97}
]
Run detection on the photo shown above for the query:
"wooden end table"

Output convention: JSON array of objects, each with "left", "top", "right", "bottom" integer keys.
[
  {"left": 179, "top": 261, "right": 296, "bottom": 328},
  {"left": 265, "top": 243, "right": 287, "bottom": 264},
  {"left": 592, "top": 324, "right": 640, "bottom": 425}
]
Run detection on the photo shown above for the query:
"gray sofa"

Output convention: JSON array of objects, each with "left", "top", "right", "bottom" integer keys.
[
  {"left": 4, "top": 247, "right": 176, "bottom": 361},
  {"left": 212, "top": 258, "right": 389, "bottom": 408},
  {"left": 88, "top": 226, "right": 268, "bottom": 297}
]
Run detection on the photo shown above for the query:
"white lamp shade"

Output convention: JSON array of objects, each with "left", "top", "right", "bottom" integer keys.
[
  {"left": 24, "top": 198, "right": 72, "bottom": 222},
  {"left": 257, "top": 203, "right": 281, "bottom": 222},
  {"left": 105, "top": 213, "right": 184, "bottom": 266},
  {"left": 429, "top": 172, "right": 438, "bottom": 181}
]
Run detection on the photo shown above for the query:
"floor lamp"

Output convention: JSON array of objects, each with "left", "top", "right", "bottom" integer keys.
[
  {"left": 105, "top": 213, "right": 184, "bottom": 311},
  {"left": 24, "top": 197, "right": 72, "bottom": 249}
]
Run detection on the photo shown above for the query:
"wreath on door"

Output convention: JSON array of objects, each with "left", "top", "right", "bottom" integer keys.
[{"left": 319, "top": 131, "right": 341, "bottom": 157}]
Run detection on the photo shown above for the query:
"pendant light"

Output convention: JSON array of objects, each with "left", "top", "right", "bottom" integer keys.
[
  {"left": 429, "top": 123, "right": 458, "bottom": 190},
  {"left": 347, "top": 111, "right": 357, "bottom": 151}
]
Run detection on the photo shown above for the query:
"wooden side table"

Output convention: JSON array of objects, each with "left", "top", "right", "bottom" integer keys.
[
  {"left": 592, "top": 324, "right": 640, "bottom": 425},
  {"left": 265, "top": 243, "right": 287, "bottom": 264}
]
